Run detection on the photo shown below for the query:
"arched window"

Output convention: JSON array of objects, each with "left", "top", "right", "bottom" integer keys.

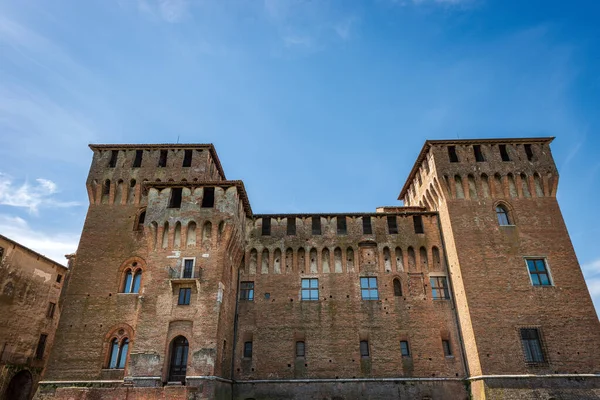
[
  {"left": 108, "top": 337, "right": 129, "bottom": 369},
  {"left": 121, "top": 265, "right": 142, "bottom": 293},
  {"left": 393, "top": 278, "right": 402, "bottom": 296},
  {"left": 169, "top": 336, "right": 189, "bottom": 383},
  {"left": 496, "top": 205, "right": 511, "bottom": 226},
  {"left": 135, "top": 210, "right": 146, "bottom": 231}
]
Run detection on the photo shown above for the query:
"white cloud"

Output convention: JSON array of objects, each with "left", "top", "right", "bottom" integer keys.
[
  {"left": 582, "top": 258, "right": 600, "bottom": 318},
  {"left": 582, "top": 258, "right": 600, "bottom": 276},
  {"left": 0, "top": 173, "right": 80, "bottom": 214},
  {"left": 137, "top": 0, "right": 190, "bottom": 23},
  {"left": 0, "top": 214, "right": 78, "bottom": 265}
]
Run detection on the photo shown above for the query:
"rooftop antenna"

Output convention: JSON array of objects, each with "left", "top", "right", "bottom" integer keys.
[{"left": 177, "top": 135, "right": 180, "bottom": 144}]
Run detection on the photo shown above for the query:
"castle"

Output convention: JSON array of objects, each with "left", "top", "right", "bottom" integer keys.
[{"left": 34, "top": 138, "right": 600, "bottom": 399}]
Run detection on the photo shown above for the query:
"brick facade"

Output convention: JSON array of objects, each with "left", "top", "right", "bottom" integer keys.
[{"left": 35, "top": 139, "right": 600, "bottom": 400}]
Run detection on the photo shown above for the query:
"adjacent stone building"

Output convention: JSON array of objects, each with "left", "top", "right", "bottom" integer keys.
[
  {"left": 0, "top": 234, "right": 68, "bottom": 400},
  {"left": 36, "top": 138, "right": 600, "bottom": 399}
]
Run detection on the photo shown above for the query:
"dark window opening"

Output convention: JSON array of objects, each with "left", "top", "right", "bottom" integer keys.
[
  {"left": 47, "top": 302, "right": 56, "bottom": 318},
  {"left": 362, "top": 217, "right": 372, "bottom": 234},
  {"left": 169, "top": 188, "right": 183, "bottom": 208},
  {"left": 0, "top": 247, "right": 3, "bottom": 262},
  {"left": 337, "top": 216, "right": 347, "bottom": 235},
  {"left": 413, "top": 215, "right": 424, "bottom": 234},
  {"left": 158, "top": 150, "right": 168, "bottom": 167},
  {"left": 473, "top": 145, "right": 485, "bottom": 162},
  {"left": 448, "top": 146, "right": 459, "bottom": 163},
  {"left": 201, "top": 187, "right": 215, "bottom": 208},
  {"left": 431, "top": 276, "right": 450, "bottom": 300},
  {"left": 525, "top": 144, "right": 534, "bottom": 161},
  {"left": 178, "top": 288, "right": 191, "bottom": 305},
  {"left": 387, "top": 216, "right": 398, "bottom": 234},
  {"left": 520, "top": 328, "right": 545, "bottom": 363},
  {"left": 261, "top": 218, "right": 271, "bottom": 236},
  {"left": 35, "top": 334, "right": 47, "bottom": 359},
  {"left": 182, "top": 259, "right": 194, "bottom": 279},
  {"left": 393, "top": 279, "right": 402, "bottom": 296},
  {"left": 526, "top": 259, "right": 552, "bottom": 286},
  {"left": 360, "top": 340, "right": 369, "bottom": 358},
  {"left": 400, "top": 341, "right": 410, "bottom": 357},
  {"left": 240, "top": 282, "right": 254, "bottom": 301},
  {"left": 301, "top": 278, "right": 319, "bottom": 301},
  {"left": 499, "top": 145, "right": 510, "bottom": 161},
  {"left": 312, "top": 217, "right": 321, "bottom": 235},
  {"left": 133, "top": 150, "right": 143, "bottom": 168},
  {"left": 183, "top": 150, "right": 192, "bottom": 167},
  {"left": 102, "top": 180, "right": 110, "bottom": 195},
  {"left": 442, "top": 340, "right": 452, "bottom": 356},
  {"left": 296, "top": 341, "right": 305, "bottom": 358},
  {"left": 136, "top": 211, "right": 146, "bottom": 230},
  {"left": 108, "top": 150, "right": 118, "bottom": 168},
  {"left": 56, "top": 274, "right": 62, "bottom": 283},
  {"left": 243, "top": 342, "right": 253, "bottom": 358},
  {"left": 496, "top": 205, "right": 511, "bottom": 226},
  {"left": 287, "top": 218, "right": 296, "bottom": 235}
]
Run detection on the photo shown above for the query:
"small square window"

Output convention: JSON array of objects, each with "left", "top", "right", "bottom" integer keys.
[
  {"left": 360, "top": 277, "right": 379, "bottom": 300},
  {"left": 243, "top": 341, "right": 253, "bottom": 358},
  {"left": 430, "top": 276, "right": 450, "bottom": 300},
  {"left": 301, "top": 278, "right": 319, "bottom": 301},
  {"left": 520, "top": 328, "right": 545, "bottom": 363},
  {"left": 442, "top": 340, "right": 452, "bottom": 357},
  {"left": 526, "top": 259, "right": 552, "bottom": 286},
  {"left": 240, "top": 282, "right": 254, "bottom": 301},
  {"left": 261, "top": 218, "right": 271, "bottom": 236},
  {"left": 400, "top": 341, "right": 410, "bottom": 357},
  {"left": 387, "top": 216, "right": 398, "bottom": 234},
  {"left": 413, "top": 215, "right": 424, "bottom": 234},
  {"left": 47, "top": 302, "right": 56, "bottom": 318},
  {"left": 56, "top": 274, "right": 62, "bottom": 283},
  {"left": 287, "top": 217, "right": 296, "bottom": 235},
  {"left": 362, "top": 217, "right": 372, "bottom": 235},
  {"left": 178, "top": 288, "right": 191, "bottom": 305},
  {"left": 296, "top": 341, "right": 305, "bottom": 358},
  {"left": 360, "top": 340, "right": 369, "bottom": 358}
]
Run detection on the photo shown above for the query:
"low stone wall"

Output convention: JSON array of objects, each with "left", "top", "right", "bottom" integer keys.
[{"left": 482, "top": 376, "right": 600, "bottom": 400}]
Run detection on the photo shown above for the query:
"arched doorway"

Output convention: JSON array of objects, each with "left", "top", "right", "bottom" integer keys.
[
  {"left": 168, "top": 336, "right": 189, "bottom": 384},
  {"left": 5, "top": 370, "right": 33, "bottom": 400}
]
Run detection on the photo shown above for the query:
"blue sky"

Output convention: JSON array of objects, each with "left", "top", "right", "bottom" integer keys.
[{"left": 0, "top": 0, "right": 599, "bottom": 316}]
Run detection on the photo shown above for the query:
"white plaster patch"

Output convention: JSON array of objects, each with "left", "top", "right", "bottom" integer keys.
[
  {"left": 167, "top": 251, "right": 181, "bottom": 259},
  {"left": 33, "top": 268, "right": 51, "bottom": 282}
]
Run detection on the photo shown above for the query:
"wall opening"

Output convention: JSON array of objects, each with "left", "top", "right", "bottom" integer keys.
[
  {"left": 158, "top": 150, "right": 168, "bottom": 167},
  {"left": 133, "top": 150, "right": 143, "bottom": 168},
  {"left": 108, "top": 150, "right": 118, "bottom": 168},
  {"left": 202, "top": 187, "right": 215, "bottom": 208},
  {"left": 363, "top": 216, "right": 372, "bottom": 234},
  {"left": 499, "top": 144, "right": 510, "bottom": 161},
  {"left": 169, "top": 188, "right": 183, "bottom": 208},
  {"left": 473, "top": 145, "right": 485, "bottom": 162},
  {"left": 183, "top": 149, "right": 192, "bottom": 167},
  {"left": 448, "top": 146, "right": 459, "bottom": 163},
  {"left": 261, "top": 218, "right": 271, "bottom": 236}
]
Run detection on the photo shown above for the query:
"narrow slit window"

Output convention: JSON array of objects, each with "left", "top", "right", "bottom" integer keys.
[
  {"left": 312, "top": 216, "right": 321, "bottom": 235},
  {"left": 108, "top": 150, "right": 118, "bottom": 168},
  {"left": 169, "top": 188, "right": 183, "bottom": 208},
  {"left": 387, "top": 216, "right": 398, "bottom": 234},
  {"left": 448, "top": 146, "right": 459, "bottom": 163},
  {"left": 183, "top": 150, "right": 192, "bottom": 167},
  {"left": 337, "top": 216, "right": 347, "bottom": 235},
  {"left": 261, "top": 218, "right": 271, "bottom": 236},
  {"left": 296, "top": 341, "right": 305, "bottom": 358},
  {"left": 158, "top": 150, "right": 168, "bottom": 167},
  {"left": 36, "top": 334, "right": 48, "bottom": 359},
  {"left": 178, "top": 288, "right": 191, "bottom": 305},
  {"left": 473, "top": 145, "right": 485, "bottom": 162},
  {"left": 524, "top": 144, "right": 534, "bottom": 161},
  {"left": 133, "top": 150, "right": 143, "bottom": 167},
  {"left": 362, "top": 216, "right": 372, "bottom": 234},
  {"left": 243, "top": 342, "right": 253, "bottom": 358},
  {"left": 499, "top": 145, "right": 510, "bottom": 161},
  {"left": 400, "top": 341, "right": 410, "bottom": 357},
  {"left": 413, "top": 215, "right": 424, "bottom": 234},
  {"left": 393, "top": 279, "right": 402, "bottom": 296},
  {"left": 442, "top": 340, "right": 452, "bottom": 357},
  {"left": 47, "top": 302, "right": 56, "bottom": 318},
  {"left": 287, "top": 217, "right": 296, "bottom": 235},
  {"left": 360, "top": 340, "right": 369, "bottom": 358},
  {"left": 201, "top": 187, "right": 215, "bottom": 208}
]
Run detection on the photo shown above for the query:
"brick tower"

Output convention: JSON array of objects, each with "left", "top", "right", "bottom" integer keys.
[
  {"left": 41, "top": 145, "right": 247, "bottom": 397},
  {"left": 399, "top": 138, "right": 600, "bottom": 399}
]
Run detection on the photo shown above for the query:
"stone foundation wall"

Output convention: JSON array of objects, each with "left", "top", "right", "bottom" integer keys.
[{"left": 482, "top": 376, "right": 600, "bottom": 400}]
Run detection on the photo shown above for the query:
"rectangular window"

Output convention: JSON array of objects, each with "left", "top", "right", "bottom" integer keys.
[
  {"left": 413, "top": 215, "right": 424, "bottom": 234},
  {"left": 400, "top": 341, "right": 410, "bottom": 357},
  {"left": 183, "top": 149, "right": 192, "bottom": 167},
  {"left": 182, "top": 259, "right": 194, "bottom": 278},
  {"left": 201, "top": 187, "right": 215, "bottom": 208},
  {"left": 312, "top": 216, "right": 321, "bottom": 235},
  {"left": 430, "top": 276, "right": 450, "bottom": 300},
  {"left": 362, "top": 216, "right": 372, "bottom": 234},
  {"left": 360, "top": 340, "right": 369, "bottom": 358},
  {"left": 337, "top": 216, "right": 347, "bottom": 235},
  {"left": 524, "top": 144, "right": 534, "bottom": 161},
  {"left": 240, "top": 281, "right": 254, "bottom": 301},
  {"left": 261, "top": 218, "right": 271, "bottom": 236},
  {"left": 526, "top": 259, "right": 552, "bottom": 286},
  {"left": 35, "top": 334, "right": 47, "bottom": 359},
  {"left": 243, "top": 341, "right": 253, "bottom": 358},
  {"left": 360, "top": 277, "right": 379, "bottom": 300},
  {"left": 287, "top": 217, "right": 296, "bottom": 235},
  {"left": 442, "top": 340, "right": 452, "bottom": 357},
  {"left": 387, "top": 216, "right": 398, "bottom": 234},
  {"left": 56, "top": 274, "right": 62, "bottom": 283},
  {"left": 473, "top": 145, "right": 485, "bottom": 162},
  {"left": 108, "top": 150, "right": 118, "bottom": 168},
  {"left": 168, "top": 188, "right": 183, "bottom": 208},
  {"left": 499, "top": 144, "right": 510, "bottom": 161},
  {"left": 520, "top": 328, "right": 545, "bottom": 363},
  {"left": 301, "top": 278, "right": 319, "bottom": 301},
  {"left": 448, "top": 146, "right": 459, "bottom": 163},
  {"left": 296, "top": 341, "right": 305, "bottom": 358},
  {"left": 158, "top": 150, "right": 168, "bottom": 167},
  {"left": 47, "top": 302, "right": 56, "bottom": 318},
  {"left": 133, "top": 150, "right": 143, "bottom": 167},
  {"left": 178, "top": 288, "right": 191, "bottom": 305}
]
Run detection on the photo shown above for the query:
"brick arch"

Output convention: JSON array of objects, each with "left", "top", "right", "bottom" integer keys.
[
  {"left": 102, "top": 323, "right": 135, "bottom": 370},
  {"left": 117, "top": 257, "right": 146, "bottom": 292},
  {"left": 493, "top": 200, "right": 516, "bottom": 225}
]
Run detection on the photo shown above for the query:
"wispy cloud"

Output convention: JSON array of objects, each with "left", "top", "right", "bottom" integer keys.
[
  {"left": 0, "top": 214, "right": 78, "bottom": 265},
  {"left": 137, "top": 0, "right": 190, "bottom": 23},
  {"left": 0, "top": 173, "right": 80, "bottom": 214},
  {"left": 582, "top": 258, "right": 600, "bottom": 318}
]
